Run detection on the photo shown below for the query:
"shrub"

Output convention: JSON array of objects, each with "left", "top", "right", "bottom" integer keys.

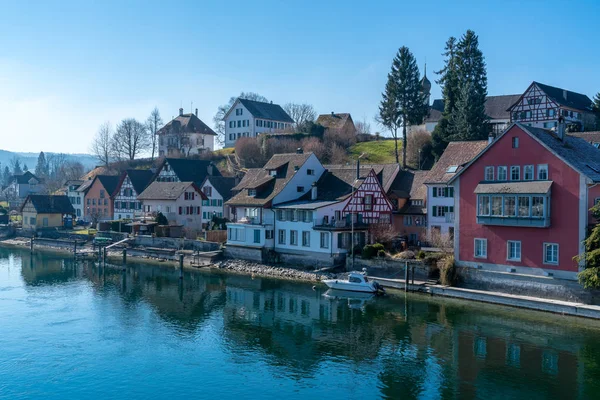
[
  {"left": 377, "top": 249, "right": 386, "bottom": 258},
  {"left": 362, "top": 243, "right": 385, "bottom": 259},
  {"left": 417, "top": 250, "right": 426, "bottom": 259},
  {"left": 578, "top": 267, "right": 600, "bottom": 289},
  {"left": 438, "top": 255, "right": 456, "bottom": 286},
  {"left": 423, "top": 253, "right": 444, "bottom": 267},
  {"left": 395, "top": 250, "right": 415, "bottom": 260}
]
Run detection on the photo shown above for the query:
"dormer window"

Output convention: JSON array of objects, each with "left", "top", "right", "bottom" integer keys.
[
  {"left": 446, "top": 165, "right": 458, "bottom": 173},
  {"left": 269, "top": 170, "right": 277, "bottom": 177},
  {"left": 248, "top": 189, "right": 257, "bottom": 197}
]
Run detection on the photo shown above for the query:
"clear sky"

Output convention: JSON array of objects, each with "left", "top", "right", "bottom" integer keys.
[{"left": 1, "top": 0, "right": 599, "bottom": 154}]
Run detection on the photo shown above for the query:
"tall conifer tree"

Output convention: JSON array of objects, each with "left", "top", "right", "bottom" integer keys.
[{"left": 379, "top": 46, "right": 428, "bottom": 168}]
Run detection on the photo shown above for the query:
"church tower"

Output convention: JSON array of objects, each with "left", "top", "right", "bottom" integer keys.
[{"left": 420, "top": 63, "right": 431, "bottom": 106}]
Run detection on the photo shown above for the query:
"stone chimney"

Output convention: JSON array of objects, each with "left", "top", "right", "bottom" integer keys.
[
  {"left": 311, "top": 182, "right": 317, "bottom": 200},
  {"left": 296, "top": 147, "right": 303, "bottom": 154},
  {"left": 195, "top": 108, "right": 198, "bottom": 117},
  {"left": 557, "top": 116, "right": 566, "bottom": 142},
  {"left": 179, "top": 108, "right": 183, "bottom": 116}
]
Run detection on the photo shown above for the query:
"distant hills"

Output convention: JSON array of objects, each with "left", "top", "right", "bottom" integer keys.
[{"left": 0, "top": 149, "right": 98, "bottom": 172}]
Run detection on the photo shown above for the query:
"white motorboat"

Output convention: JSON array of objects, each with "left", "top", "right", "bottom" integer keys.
[{"left": 323, "top": 271, "right": 385, "bottom": 294}]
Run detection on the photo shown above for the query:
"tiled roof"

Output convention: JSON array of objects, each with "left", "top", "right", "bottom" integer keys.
[
  {"left": 425, "top": 140, "right": 489, "bottom": 184},
  {"left": 238, "top": 99, "right": 294, "bottom": 123},
  {"left": 138, "top": 181, "right": 200, "bottom": 201},
  {"left": 316, "top": 113, "right": 354, "bottom": 130},
  {"left": 522, "top": 125, "right": 600, "bottom": 182},
  {"left": 485, "top": 94, "right": 521, "bottom": 119},
  {"left": 204, "top": 176, "right": 237, "bottom": 202},
  {"left": 157, "top": 113, "right": 217, "bottom": 136},
  {"left": 226, "top": 152, "right": 312, "bottom": 206},
  {"left": 20, "top": 195, "right": 75, "bottom": 214},
  {"left": 12, "top": 171, "right": 40, "bottom": 185},
  {"left": 80, "top": 166, "right": 115, "bottom": 181},
  {"left": 125, "top": 169, "right": 155, "bottom": 194},
  {"left": 75, "top": 179, "right": 94, "bottom": 193},
  {"left": 162, "top": 158, "right": 221, "bottom": 186},
  {"left": 569, "top": 131, "right": 600, "bottom": 145},
  {"left": 474, "top": 181, "right": 552, "bottom": 194},
  {"left": 323, "top": 163, "right": 399, "bottom": 192},
  {"left": 534, "top": 82, "right": 593, "bottom": 111},
  {"left": 388, "top": 169, "right": 428, "bottom": 215}
]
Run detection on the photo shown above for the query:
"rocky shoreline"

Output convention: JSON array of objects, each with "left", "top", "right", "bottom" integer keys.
[{"left": 211, "top": 259, "right": 339, "bottom": 282}]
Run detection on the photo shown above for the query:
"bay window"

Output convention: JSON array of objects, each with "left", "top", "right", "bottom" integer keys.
[
  {"left": 478, "top": 196, "right": 490, "bottom": 216},
  {"left": 504, "top": 196, "right": 516, "bottom": 216},
  {"left": 532, "top": 196, "right": 544, "bottom": 217},
  {"left": 476, "top": 193, "right": 549, "bottom": 227},
  {"left": 491, "top": 196, "right": 503, "bottom": 216},
  {"left": 518, "top": 196, "right": 530, "bottom": 217}
]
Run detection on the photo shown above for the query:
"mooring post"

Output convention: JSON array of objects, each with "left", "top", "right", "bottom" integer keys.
[
  {"left": 179, "top": 253, "right": 184, "bottom": 279},
  {"left": 73, "top": 240, "right": 77, "bottom": 258},
  {"left": 30, "top": 236, "right": 34, "bottom": 253},
  {"left": 122, "top": 249, "right": 127, "bottom": 265},
  {"left": 103, "top": 247, "right": 107, "bottom": 268},
  {"left": 404, "top": 261, "right": 409, "bottom": 292},
  {"left": 411, "top": 264, "right": 415, "bottom": 285}
]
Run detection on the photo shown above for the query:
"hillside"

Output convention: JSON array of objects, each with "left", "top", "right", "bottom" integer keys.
[
  {"left": 0, "top": 150, "right": 98, "bottom": 172},
  {"left": 349, "top": 140, "right": 399, "bottom": 164}
]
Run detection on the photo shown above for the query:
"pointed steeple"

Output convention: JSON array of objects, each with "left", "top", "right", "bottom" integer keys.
[{"left": 420, "top": 62, "right": 431, "bottom": 106}]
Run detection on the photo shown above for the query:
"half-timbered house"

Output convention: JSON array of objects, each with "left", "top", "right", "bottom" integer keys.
[
  {"left": 114, "top": 169, "right": 154, "bottom": 220},
  {"left": 508, "top": 82, "right": 595, "bottom": 132}
]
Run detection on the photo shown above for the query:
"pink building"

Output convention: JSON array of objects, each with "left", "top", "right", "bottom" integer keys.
[{"left": 450, "top": 123, "right": 600, "bottom": 280}]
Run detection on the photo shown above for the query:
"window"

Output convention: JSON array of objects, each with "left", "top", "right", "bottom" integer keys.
[
  {"left": 447, "top": 165, "right": 458, "bottom": 173},
  {"left": 491, "top": 196, "right": 503, "bottom": 216},
  {"left": 87, "top": 198, "right": 90, "bottom": 205},
  {"left": 548, "top": 109, "right": 555, "bottom": 117},
  {"left": 512, "top": 137, "right": 519, "bottom": 148},
  {"left": 248, "top": 188, "right": 257, "bottom": 196},
  {"left": 524, "top": 165, "right": 534, "bottom": 180},
  {"left": 518, "top": 196, "right": 530, "bottom": 217},
  {"left": 544, "top": 243, "right": 559, "bottom": 265},
  {"left": 474, "top": 238, "right": 487, "bottom": 258},
  {"left": 297, "top": 186, "right": 304, "bottom": 193},
  {"left": 92, "top": 199, "right": 96, "bottom": 205},
  {"left": 504, "top": 196, "right": 516, "bottom": 216},
  {"left": 278, "top": 230, "right": 286, "bottom": 245},
  {"left": 478, "top": 196, "right": 490, "bottom": 216},
  {"left": 364, "top": 194, "right": 373, "bottom": 211},
  {"left": 498, "top": 166, "right": 507, "bottom": 181},
  {"left": 266, "top": 230, "right": 274, "bottom": 240},
  {"left": 204, "top": 186, "right": 212, "bottom": 197},
  {"left": 485, "top": 166, "right": 494, "bottom": 181},
  {"left": 302, "top": 231, "right": 310, "bottom": 247},
  {"left": 307, "top": 169, "right": 314, "bottom": 176},
  {"left": 507, "top": 241, "right": 521, "bottom": 261},
  {"left": 510, "top": 166, "right": 520, "bottom": 180},
  {"left": 532, "top": 196, "right": 544, "bottom": 217},
  {"left": 30, "top": 217, "right": 36, "bottom": 225},
  {"left": 253, "top": 230, "right": 260, "bottom": 244},
  {"left": 100, "top": 190, "right": 105, "bottom": 198},
  {"left": 228, "top": 227, "right": 245, "bottom": 241},
  {"left": 320, "top": 232, "right": 330, "bottom": 249},
  {"left": 537, "top": 164, "right": 548, "bottom": 180},
  {"left": 404, "top": 215, "right": 413, "bottom": 226},
  {"left": 290, "top": 230, "right": 298, "bottom": 246},
  {"left": 432, "top": 205, "right": 454, "bottom": 217}
]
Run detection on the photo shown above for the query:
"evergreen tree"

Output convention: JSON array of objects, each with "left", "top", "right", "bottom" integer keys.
[
  {"left": 35, "top": 151, "right": 49, "bottom": 177},
  {"left": 10, "top": 158, "right": 22, "bottom": 175},
  {"left": 23, "top": 163, "right": 28, "bottom": 172},
  {"left": 454, "top": 29, "right": 488, "bottom": 140},
  {"left": 3, "top": 166, "right": 10, "bottom": 185},
  {"left": 379, "top": 46, "right": 428, "bottom": 168},
  {"left": 592, "top": 92, "right": 600, "bottom": 130},
  {"left": 431, "top": 37, "right": 459, "bottom": 158}
]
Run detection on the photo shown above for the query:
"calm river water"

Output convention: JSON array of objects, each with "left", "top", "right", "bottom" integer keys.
[{"left": 1, "top": 248, "right": 600, "bottom": 399}]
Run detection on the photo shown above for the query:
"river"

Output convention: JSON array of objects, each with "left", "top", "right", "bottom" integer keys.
[{"left": 1, "top": 248, "right": 600, "bottom": 399}]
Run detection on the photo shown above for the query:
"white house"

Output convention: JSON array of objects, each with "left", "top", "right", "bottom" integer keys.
[
  {"left": 223, "top": 98, "right": 294, "bottom": 148},
  {"left": 200, "top": 175, "right": 237, "bottom": 225},
  {"left": 424, "top": 140, "right": 489, "bottom": 241},
  {"left": 157, "top": 108, "right": 217, "bottom": 157},
  {"left": 137, "top": 181, "right": 207, "bottom": 232},
  {"left": 113, "top": 169, "right": 154, "bottom": 220},
  {"left": 65, "top": 180, "right": 85, "bottom": 220},
  {"left": 2, "top": 171, "right": 43, "bottom": 205}
]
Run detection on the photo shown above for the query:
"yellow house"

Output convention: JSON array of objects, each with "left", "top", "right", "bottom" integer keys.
[{"left": 20, "top": 195, "right": 75, "bottom": 231}]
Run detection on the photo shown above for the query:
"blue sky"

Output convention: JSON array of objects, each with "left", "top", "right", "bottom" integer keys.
[{"left": 1, "top": 0, "right": 599, "bottom": 154}]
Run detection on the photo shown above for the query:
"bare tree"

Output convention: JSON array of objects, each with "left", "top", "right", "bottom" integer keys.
[
  {"left": 112, "top": 118, "right": 150, "bottom": 161},
  {"left": 301, "top": 137, "right": 327, "bottom": 160},
  {"left": 213, "top": 92, "right": 269, "bottom": 145},
  {"left": 355, "top": 118, "right": 372, "bottom": 135},
  {"left": 235, "top": 137, "right": 266, "bottom": 168},
  {"left": 324, "top": 123, "right": 357, "bottom": 149},
  {"left": 328, "top": 143, "right": 348, "bottom": 164},
  {"left": 90, "top": 122, "right": 114, "bottom": 168},
  {"left": 406, "top": 130, "right": 432, "bottom": 169},
  {"left": 283, "top": 103, "right": 316, "bottom": 130},
  {"left": 146, "top": 107, "right": 163, "bottom": 161}
]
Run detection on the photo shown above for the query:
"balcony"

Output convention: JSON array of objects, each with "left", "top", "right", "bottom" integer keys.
[{"left": 313, "top": 218, "right": 368, "bottom": 231}]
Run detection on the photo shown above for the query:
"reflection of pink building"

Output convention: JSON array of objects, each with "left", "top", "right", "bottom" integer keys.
[{"left": 451, "top": 123, "right": 600, "bottom": 280}]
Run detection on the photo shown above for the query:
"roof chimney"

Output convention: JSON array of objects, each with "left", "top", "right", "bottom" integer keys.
[
  {"left": 563, "top": 90, "right": 567, "bottom": 100},
  {"left": 179, "top": 108, "right": 183, "bottom": 116},
  {"left": 296, "top": 147, "right": 303, "bottom": 154},
  {"left": 195, "top": 108, "right": 198, "bottom": 117},
  {"left": 557, "top": 116, "right": 566, "bottom": 142},
  {"left": 311, "top": 182, "right": 317, "bottom": 200},
  {"left": 488, "top": 132, "right": 494, "bottom": 145}
]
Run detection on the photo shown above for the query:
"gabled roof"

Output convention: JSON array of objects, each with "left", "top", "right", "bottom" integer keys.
[
  {"left": 75, "top": 179, "right": 94, "bottom": 194},
  {"left": 323, "top": 163, "right": 399, "bottom": 192},
  {"left": 203, "top": 176, "right": 237, "bottom": 202},
  {"left": 448, "top": 123, "right": 600, "bottom": 184},
  {"left": 388, "top": 169, "right": 428, "bottom": 215},
  {"left": 226, "top": 152, "right": 313, "bottom": 206},
  {"left": 124, "top": 169, "right": 155, "bottom": 194},
  {"left": 533, "top": 82, "right": 593, "bottom": 111},
  {"left": 484, "top": 94, "right": 521, "bottom": 119},
  {"left": 11, "top": 171, "right": 41, "bottom": 185},
  {"left": 160, "top": 158, "right": 221, "bottom": 186},
  {"left": 138, "top": 181, "right": 206, "bottom": 201},
  {"left": 64, "top": 179, "right": 84, "bottom": 188},
  {"left": 316, "top": 113, "right": 354, "bottom": 130},
  {"left": 425, "top": 141, "right": 489, "bottom": 184},
  {"left": 569, "top": 131, "right": 600, "bottom": 145},
  {"left": 233, "top": 98, "right": 294, "bottom": 123},
  {"left": 95, "top": 175, "right": 121, "bottom": 197},
  {"left": 20, "top": 195, "right": 75, "bottom": 214},
  {"left": 157, "top": 113, "right": 217, "bottom": 136}
]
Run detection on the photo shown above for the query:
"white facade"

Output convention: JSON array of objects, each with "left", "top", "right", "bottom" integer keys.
[
  {"left": 114, "top": 177, "right": 142, "bottom": 220},
  {"left": 201, "top": 179, "right": 228, "bottom": 224},
  {"left": 67, "top": 185, "right": 84, "bottom": 219},
  {"left": 224, "top": 100, "right": 293, "bottom": 148},
  {"left": 425, "top": 184, "right": 456, "bottom": 240},
  {"left": 158, "top": 132, "right": 215, "bottom": 157},
  {"left": 141, "top": 186, "right": 204, "bottom": 231}
]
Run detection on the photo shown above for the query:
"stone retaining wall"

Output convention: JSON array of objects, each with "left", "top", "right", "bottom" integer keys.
[
  {"left": 134, "top": 235, "right": 220, "bottom": 252},
  {"left": 223, "top": 245, "right": 265, "bottom": 263},
  {"left": 347, "top": 257, "right": 430, "bottom": 280}
]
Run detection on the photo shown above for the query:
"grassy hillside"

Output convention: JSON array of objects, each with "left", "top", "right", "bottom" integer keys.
[{"left": 349, "top": 140, "right": 399, "bottom": 164}]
